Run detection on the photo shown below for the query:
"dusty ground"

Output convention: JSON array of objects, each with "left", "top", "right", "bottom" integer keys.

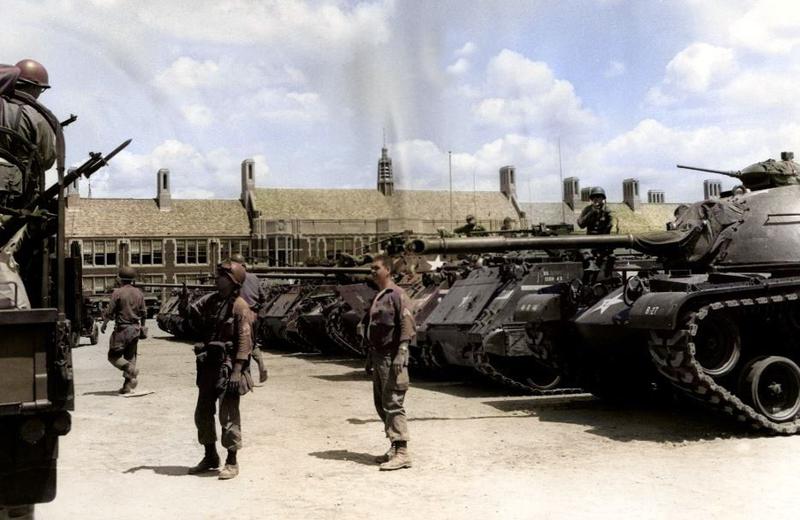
[{"left": 36, "top": 320, "right": 800, "bottom": 520}]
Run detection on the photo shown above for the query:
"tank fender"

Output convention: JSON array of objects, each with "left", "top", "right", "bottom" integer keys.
[
  {"left": 628, "top": 291, "right": 693, "bottom": 330},
  {"left": 514, "top": 293, "right": 562, "bottom": 323}
]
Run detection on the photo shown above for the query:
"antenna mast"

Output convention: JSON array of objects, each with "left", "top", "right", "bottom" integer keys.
[{"left": 558, "top": 137, "right": 565, "bottom": 223}]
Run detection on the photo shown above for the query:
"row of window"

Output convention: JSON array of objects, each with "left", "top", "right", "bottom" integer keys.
[
  {"left": 76, "top": 238, "right": 251, "bottom": 268},
  {"left": 84, "top": 274, "right": 206, "bottom": 295}
]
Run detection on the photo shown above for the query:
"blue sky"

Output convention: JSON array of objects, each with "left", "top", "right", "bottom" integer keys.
[{"left": 4, "top": 0, "right": 800, "bottom": 203}]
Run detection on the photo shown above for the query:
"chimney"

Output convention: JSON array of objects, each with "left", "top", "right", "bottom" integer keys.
[
  {"left": 580, "top": 187, "right": 592, "bottom": 202},
  {"left": 647, "top": 190, "right": 665, "bottom": 203},
  {"left": 241, "top": 159, "right": 256, "bottom": 209},
  {"left": 563, "top": 176, "right": 579, "bottom": 210},
  {"left": 377, "top": 146, "right": 394, "bottom": 196},
  {"left": 157, "top": 168, "right": 171, "bottom": 210},
  {"left": 499, "top": 165, "right": 517, "bottom": 199},
  {"left": 623, "top": 178, "right": 641, "bottom": 211},
  {"left": 66, "top": 168, "right": 79, "bottom": 208},
  {"left": 704, "top": 179, "right": 722, "bottom": 199}
]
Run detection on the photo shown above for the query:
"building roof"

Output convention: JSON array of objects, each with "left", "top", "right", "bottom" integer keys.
[
  {"left": 65, "top": 199, "right": 251, "bottom": 238},
  {"left": 521, "top": 202, "right": 681, "bottom": 233},
  {"left": 251, "top": 188, "right": 519, "bottom": 222}
]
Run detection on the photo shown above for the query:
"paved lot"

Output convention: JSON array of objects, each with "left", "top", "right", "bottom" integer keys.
[{"left": 38, "top": 320, "right": 800, "bottom": 519}]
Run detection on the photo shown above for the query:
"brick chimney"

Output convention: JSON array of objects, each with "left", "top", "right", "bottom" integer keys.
[
  {"left": 499, "top": 165, "right": 517, "bottom": 199},
  {"left": 623, "top": 178, "right": 640, "bottom": 211},
  {"left": 647, "top": 190, "right": 664, "bottom": 203},
  {"left": 156, "top": 168, "right": 171, "bottom": 210},
  {"left": 66, "top": 168, "right": 79, "bottom": 208},
  {"left": 703, "top": 179, "right": 721, "bottom": 199},
  {"left": 241, "top": 159, "right": 256, "bottom": 210},
  {"left": 563, "top": 176, "right": 579, "bottom": 210}
]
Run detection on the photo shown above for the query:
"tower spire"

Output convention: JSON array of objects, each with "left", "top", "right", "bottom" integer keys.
[{"left": 377, "top": 136, "right": 394, "bottom": 196}]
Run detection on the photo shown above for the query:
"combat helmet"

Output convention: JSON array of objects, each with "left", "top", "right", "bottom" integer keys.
[
  {"left": 229, "top": 253, "right": 247, "bottom": 266},
  {"left": 589, "top": 187, "right": 606, "bottom": 200},
  {"left": 118, "top": 266, "right": 137, "bottom": 281},
  {"left": 217, "top": 261, "right": 246, "bottom": 286},
  {"left": 15, "top": 59, "right": 49, "bottom": 89}
]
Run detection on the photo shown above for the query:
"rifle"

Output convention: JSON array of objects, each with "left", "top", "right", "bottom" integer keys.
[
  {"left": 29, "top": 138, "right": 131, "bottom": 210},
  {"left": 60, "top": 114, "right": 78, "bottom": 127}
]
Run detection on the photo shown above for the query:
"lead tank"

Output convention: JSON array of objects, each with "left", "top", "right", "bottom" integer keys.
[{"left": 409, "top": 182, "right": 800, "bottom": 432}]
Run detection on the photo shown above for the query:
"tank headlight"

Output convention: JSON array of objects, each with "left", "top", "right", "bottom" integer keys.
[{"left": 52, "top": 411, "right": 72, "bottom": 435}]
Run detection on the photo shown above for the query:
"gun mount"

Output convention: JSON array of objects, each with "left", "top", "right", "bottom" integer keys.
[{"left": 678, "top": 151, "right": 800, "bottom": 192}]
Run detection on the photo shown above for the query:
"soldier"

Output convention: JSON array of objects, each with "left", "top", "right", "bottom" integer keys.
[
  {"left": 230, "top": 253, "right": 268, "bottom": 384},
  {"left": 0, "top": 59, "right": 55, "bottom": 208},
  {"left": 101, "top": 266, "right": 146, "bottom": 394},
  {"left": 364, "top": 254, "right": 415, "bottom": 471},
  {"left": 453, "top": 214, "right": 487, "bottom": 236},
  {"left": 500, "top": 216, "right": 513, "bottom": 231},
  {"left": 184, "top": 261, "right": 255, "bottom": 480},
  {"left": 577, "top": 187, "right": 613, "bottom": 235}
]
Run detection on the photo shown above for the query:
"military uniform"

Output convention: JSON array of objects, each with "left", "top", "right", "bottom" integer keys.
[
  {"left": 453, "top": 222, "right": 487, "bottom": 236},
  {"left": 186, "top": 292, "right": 255, "bottom": 454},
  {"left": 365, "top": 283, "right": 415, "bottom": 445},
  {"left": 0, "top": 97, "right": 55, "bottom": 207},
  {"left": 577, "top": 204, "right": 613, "bottom": 235},
  {"left": 103, "top": 284, "right": 146, "bottom": 393},
  {"left": 239, "top": 271, "right": 268, "bottom": 383}
]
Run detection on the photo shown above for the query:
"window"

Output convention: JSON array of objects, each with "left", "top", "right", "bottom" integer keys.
[
  {"left": 221, "top": 239, "right": 251, "bottom": 261},
  {"left": 175, "top": 273, "right": 210, "bottom": 286},
  {"left": 175, "top": 239, "right": 208, "bottom": 265},
  {"left": 84, "top": 275, "right": 117, "bottom": 294},
  {"left": 130, "top": 240, "right": 163, "bottom": 265},
  {"left": 139, "top": 274, "right": 165, "bottom": 293},
  {"left": 82, "top": 240, "right": 117, "bottom": 267}
]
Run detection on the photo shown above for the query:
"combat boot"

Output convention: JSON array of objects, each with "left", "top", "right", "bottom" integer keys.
[
  {"left": 259, "top": 366, "right": 268, "bottom": 383},
  {"left": 218, "top": 463, "right": 239, "bottom": 480},
  {"left": 188, "top": 444, "right": 220, "bottom": 474},
  {"left": 374, "top": 443, "right": 396, "bottom": 464},
  {"left": 118, "top": 380, "right": 133, "bottom": 394},
  {"left": 379, "top": 443, "right": 411, "bottom": 471}
]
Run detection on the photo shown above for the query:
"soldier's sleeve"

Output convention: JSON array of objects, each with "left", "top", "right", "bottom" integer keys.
[
  {"left": 138, "top": 289, "right": 147, "bottom": 323},
  {"left": 102, "top": 290, "right": 119, "bottom": 321},
  {"left": 577, "top": 206, "right": 592, "bottom": 228},
  {"left": 21, "top": 107, "right": 55, "bottom": 170},
  {"left": 394, "top": 290, "right": 415, "bottom": 343},
  {"left": 601, "top": 209, "right": 613, "bottom": 234},
  {"left": 233, "top": 298, "right": 254, "bottom": 361}
]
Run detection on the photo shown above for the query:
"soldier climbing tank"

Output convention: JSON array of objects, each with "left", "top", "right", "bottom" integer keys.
[{"left": 408, "top": 162, "right": 800, "bottom": 432}]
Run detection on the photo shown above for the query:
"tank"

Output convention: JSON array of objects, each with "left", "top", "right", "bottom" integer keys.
[{"left": 409, "top": 182, "right": 800, "bottom": 432}]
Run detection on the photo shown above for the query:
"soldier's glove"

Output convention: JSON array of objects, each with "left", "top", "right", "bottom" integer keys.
[
  {"left": 392, "top": 342, "right": 409, "bottom": 372},
  {"left": 101, "top": 322, "right": 107, "bottom": 334}
]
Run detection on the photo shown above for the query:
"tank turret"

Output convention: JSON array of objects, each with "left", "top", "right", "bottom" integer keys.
[{"left": 678, "top": 151, "right": 800, "bottom": 192}]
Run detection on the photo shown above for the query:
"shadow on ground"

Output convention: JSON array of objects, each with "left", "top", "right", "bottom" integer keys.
[
  {"left": 482, "top": 396, "right": 752, "bottom": 443},
  {"left": 313, "top": 370, "right": 370, "bottom": 382},
  {"left": 82, "top": 390, "right": 123, "bottom": 397},
  {"left": 123, "top": 465, "right": 217, "bottom": 477},
  {"left": 308, "top": 450, "right": 376, "bottom": 466}
]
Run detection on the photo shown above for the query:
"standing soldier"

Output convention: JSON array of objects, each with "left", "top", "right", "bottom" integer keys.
[
  {"left": 183, "top": 261, "right": 255, "bottom": 480},
  {"left": 230, "top": 253, "right": 268, "bottom": 384},
  {"left": 577, "top": 187, "right": 613, "bottom": 235},
  {"left": 101, "top": 266, "right": 146, "bottom": 394},
  {"left": 453, "top": 214, "right": 487, "bottom": 236},
  {"left": 364, "top": 254, "right": 415, "bottom": 471}
]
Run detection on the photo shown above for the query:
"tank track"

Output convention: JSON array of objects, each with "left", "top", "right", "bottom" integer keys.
[
  {"left": 469, "top": 325, "right": 582, "bottom": 397},
  {"left": 647, "top": 292, "right": 800, "bottom": 434},
  {"left": 323, "top": 303, "right": 366, "bottom": 357}
]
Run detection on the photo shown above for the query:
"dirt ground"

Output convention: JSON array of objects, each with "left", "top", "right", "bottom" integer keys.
[{"left": 35, "top": 320, "right": 800, "bottom": 520}]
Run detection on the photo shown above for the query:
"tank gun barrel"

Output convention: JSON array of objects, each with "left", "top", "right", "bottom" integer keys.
[
  {"left": 677, "top": 164, "right": 742, "bottom": 178},
  {"left": 407, "top": 235, "right": 638, "bottom": 255},
  {"left": 256, "top": 272, "right": 370, "bottom": 280},
  {"left": 249, "top": 266, "right": 371, "bottom": 275},
  {"left": 136, "top": 282, "right": 215, "bottom": 290}
]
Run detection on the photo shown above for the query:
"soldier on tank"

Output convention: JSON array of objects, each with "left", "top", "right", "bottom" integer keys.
[
  {"left": 577, "top": 187, "right": 613, "bottom": 235},
  {"left": 101, "top": 266, "right": 146, "bottom": 394},
  {"left": 0, "top": 59, "right": 55, "bottom": 208},
  {"left": 453, "top": 214, "right": 487, "bottom": 236},
  {"left": 363, "top": 254, "right": 415, "bottom": 471},
  {"left": 230, "top": 253, "right": 268, "bottom": 384},
  {"left": 183, "top": 261, "right": 255, "bottom": 480},
  {"left": 500, "top": 216, "right": 513, "bottom": 231}
]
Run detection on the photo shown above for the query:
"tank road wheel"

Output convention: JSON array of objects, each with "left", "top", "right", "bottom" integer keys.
[
  {"left": 693, "top": 313, "right": 741, "bottom": 377},
  {"left": 742, "top": 356, "right": 800, "bottom": 422},
  {"left": 524, "top": 359, "right": 562, "bottom": 390},
  {"left": 90, "top": 322, "right": 100, "bottom": 345}
]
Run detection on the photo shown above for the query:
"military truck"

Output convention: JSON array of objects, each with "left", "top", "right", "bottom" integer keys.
[{"left": 0, "top": 75, "right": 128, "bottom": 513}]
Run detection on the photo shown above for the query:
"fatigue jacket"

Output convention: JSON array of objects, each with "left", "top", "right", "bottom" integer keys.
[
  {"left": 577, "top": 204, "right": 613, "bottom": 235},
  {"left": 104, "top": 284, "right": 146, "bottom": 326},
  {"left": 189, "top": 292, "right": 255, "bottom": 362},
  {"left": 365, "top": 283, "right": 415, "bottom": 353}
]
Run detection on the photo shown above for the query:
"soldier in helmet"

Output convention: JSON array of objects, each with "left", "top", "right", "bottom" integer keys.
[
  {"left": 453, "top": 214, "right": 487, "bottom": 236},
  {"left": 101, "top": 266, "right": 146, "bottom": 394},
  {"left": 183, "top": 261, "right": 255, "bottom": 480},
  {"left": 500, "top": 216, "right": 513, "bottom": 231},
  {"left": 230, "top": 253, "right": 268, "bottom": 384},
  {"left": 0, "top": 59, "right": 55, "bottom": 208},
  {"left": 577, "top": 187, "right": 613, "bottom": 235}
]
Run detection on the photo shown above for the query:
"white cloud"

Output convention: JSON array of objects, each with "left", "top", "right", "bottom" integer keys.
[
  {"left": 181, "top": 104, "right": 213, "bottom": 128},
  {"left": 446, "top": 57, "right": 470, "bottom": 75},
  {"left": 455, "top": 41, "right": 477, "bottom": 57},
  {"left": 153, "top": 57, "right": 220, "bottom": 90},
  {"left": 238, "top": 89, "right": 328, "bottom": 123},
  {"left": 87, "top": 139, "right": 270, "bottom": 199},
  {"left": 604, "top": 60, "right": 626, "bottom": 78},
  {"left": 645, "top": 42, "right": 737, "bottom": 106},
  {"left": 473, "top": 50, "right": 597, "bottom": 135},
  {"left": 730, "top": 1, "right": 800, "bottom": 54}
]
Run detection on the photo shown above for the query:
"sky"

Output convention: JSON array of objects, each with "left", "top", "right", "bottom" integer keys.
[{"left": 4, "top": 0, "right": 800, "bottom": 203}]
